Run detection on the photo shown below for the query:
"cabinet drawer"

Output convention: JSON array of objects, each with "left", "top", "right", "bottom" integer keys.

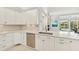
[
  {"left": 0, "top": 39, "right": 9, "bottom": 43},
  {"left": 55, "top": 38, "right": 69, "bottom": 43},
  {"left": 55, "top": 38, "right": 71, "bottom": 50},
  {"left": 0, "top": 42, "right": 13, "bottom": 51},
  {"left": 0, "top": 44, "right": 8, "bottom": 50}
]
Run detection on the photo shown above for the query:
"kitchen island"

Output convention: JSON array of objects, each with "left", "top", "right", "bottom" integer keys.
[{"left": 35, "top": 31, "right": 79, "bottom": 51}]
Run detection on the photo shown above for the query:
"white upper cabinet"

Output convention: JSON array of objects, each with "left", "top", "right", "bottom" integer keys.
[
  {"left": 0, "top": 8, "right": 26, "bottom": 25},
  {"left": 14, "top": 12, "right": 26, "bottom": 25},
  {"left": 0, "top": 8, "right": 6, "bottom": 24},
  {"left": 23, "top": 9, "right": 38, "bottom": 25},
  {"left": 0, "top": 8, "right": 39, "bottom": 25},
  {"left": 4, "top": 9, "right": 16, "bottom": 24},
  {"left": 4, "top": 9, "right": 26, "bottom": 25}
]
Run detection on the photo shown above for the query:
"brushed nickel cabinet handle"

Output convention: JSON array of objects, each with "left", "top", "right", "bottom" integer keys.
[
  {"left": 5, "top": 21, "right": 7, "bottom": 24},
  {"left": 59, "top": 42, "right": 64, "bottom": 44},
  {"left": 3, "top": 40, "right": 6, "bottom": 41},
  {"left": 60, "top": 39, "right": 64, "bottom": 41},
  {"left": 69, "top": 41, "right": 72, "bottom": 43},
  {"left": 3, "top": 45, "right": 6, "bottom": 47},
  {"left": 42, "top": 40, "right": 45, "bottom": 42}
]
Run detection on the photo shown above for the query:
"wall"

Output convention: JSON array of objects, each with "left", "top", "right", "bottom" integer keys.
[
  {"left": 0, "top": 25, "right": 4, "bottom": 32},
  {"left": 0, "top": 25, "right": 23, "bottom": 32},
  {"left": 22, "top": 24, "right": 39, "bottom": 32}
]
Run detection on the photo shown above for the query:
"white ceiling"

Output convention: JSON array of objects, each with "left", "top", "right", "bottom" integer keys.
[
  {"left": 48, "top": 7, "right": 79, "bottom": 12},
  {"left": 47, "top": 7, "right": 79, "bottom": 15},
  {"left": 4, "top": 7, "right": 37, "bottom": 12},
  {"left": 4, "top": 7, "right": 79, "bottom": 12},
  {"left": 3, "top": 7, "right": 79, "bottom": 15}
]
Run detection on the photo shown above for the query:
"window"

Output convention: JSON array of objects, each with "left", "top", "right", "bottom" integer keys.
[
  {"left": 59, "top": 20, "right": 69, "bottom": 31},
  {"left": 59, "top": 15, "right": 79, "bottom": 32},
  {"left": 70, "top": 19, "right": 79, "bottom": 32}
]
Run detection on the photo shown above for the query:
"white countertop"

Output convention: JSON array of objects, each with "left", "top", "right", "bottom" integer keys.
[
  {"left": 57, "top": 32, "right": 79, "bottom": 40},
  {"left": 0, "top": 30, "right": 79, "bottom": 40},
  {"left": 47, "top": 31, "right": 79, "bottom": 40}
]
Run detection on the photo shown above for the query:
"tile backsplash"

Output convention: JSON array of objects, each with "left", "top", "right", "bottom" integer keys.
[
  {"left": 0, "top": 25, "right": 4, "bottom": 32},
  {"left": 0, "top": 25, "right": 23, "bottom": 31},
  {"left": 0, "top": 24, "right": 39, "bottom": 32},
  {"left": 22, "top": 24, "right": 39, "bottom": 31}
]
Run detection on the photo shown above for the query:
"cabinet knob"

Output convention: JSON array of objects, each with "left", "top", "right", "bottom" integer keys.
[
  {"left": 3, "top": 45, "right": 6, "bottom": 47},
  {"left": 3, "top": 40, "right": 6, "bottom": 41},
  {"left": 69, "top": 41, "right": 72, "bottom": 43},
  {"left": 42, "top": 40, "right": 45, "bottom": 42},
  {"left": 5, "top": 21, "right": 7, "bottom": 24},
  {"left": 60, "top": 39, "right": 64, "bottom": 41}
]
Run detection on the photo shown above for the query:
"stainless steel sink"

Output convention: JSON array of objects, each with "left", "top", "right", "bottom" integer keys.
[{"left": 39, "top": 32, "right": 53, "bottom": 35}]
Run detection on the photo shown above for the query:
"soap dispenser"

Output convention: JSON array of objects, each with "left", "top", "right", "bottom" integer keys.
[{"left": 47, "top": 25, "right": 50, "bottom": 31}]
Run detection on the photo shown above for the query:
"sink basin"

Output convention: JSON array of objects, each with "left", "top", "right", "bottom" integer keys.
[{"left": 39, "top": 32, "right": 53, "bottom": 35}]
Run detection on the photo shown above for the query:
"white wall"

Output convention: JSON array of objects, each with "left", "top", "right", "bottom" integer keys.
[
  {"left": 0, "top": 25, "right": 23, "bottom": 32},
  {"left": 0, "top": 25, "right": 4, "bottom": 32},
  {"left": 22, "top": 24, "right": 39, "bottom": 32}
]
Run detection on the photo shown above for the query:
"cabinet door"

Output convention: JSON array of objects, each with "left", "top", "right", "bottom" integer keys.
[
  {"left": 0, "top": 35, "right": 5, "bottom": 50},
  {"left": 40, "top": 35, "right": 49, "bottom": 51},
  {"left": 49, "top": 37, "right": 55, "bottom": 50},
  {"left": 13, "top": 32, "right": 25, "bottom": 44},
  {"left": 5, "top": 33, "right": 14, "bottom": 46},
  {"left": 24, "top": 9, "right": 38, "bottom": 24},
  {"left": 1, "top": 33, "right": 15, "bottom": 50},
  {"left": 35, "top": 35, "right": 46, "bottom": 51},
  {"left": 4, "top": 9, "right": 26, "bottom": 25},
  {"left": 55, "top": 38, "right": 71, "bottom": 51},
  {"left": 70, "top": 39, "right": 79, "bottom": 51},
  {"left": 35, "top": 35, "right": 55, "bottom": 51},
  {"left": 20, "top": 32, "right": 26, "bottom": 46},
  {"left": 42, "top": 36, "right": 55, "bottom": 51},
  {"left": 0, "top": 8, "right": 5, "bottom": 24},
  {"left": 0, "top": 34, "right": 14, "bottom": 50},
  {"left": 4, "top": 9, "right": 16, "bottom": 24},
  {"left": 14, "top": 12, "right": 26, "bottom": 25}
]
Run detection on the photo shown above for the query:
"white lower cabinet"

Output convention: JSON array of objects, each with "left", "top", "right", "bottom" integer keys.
[
  {"left": 55, "top": 38, "right": 79, "bottom": 51},
  {"left": 35, "top": 34, "right": 79, "bottom": 51},
  {"left": 35, "top": 34, "right": 55, "bottom": 51},
  {"left": 55, "top": 37, "right": 71, "bottom": 51},
  {"left": 13, "top": 32, "right": 22, "bottom": 44},
  {"left": 0, "top": 32, "right": 25, "bottom": 51},
  {"left": 0, "top": 35, "right": 6, "bottom": 50},
  {"left": 19, "top": 32, "right": 26, "bottom": 46},
  {"left": 35, "top": 35, "right": 43, "bottom": 50},
  {"left": 1, "top": 32, "right": 79, "bottom": 51},
  {"left": 69, "top": 39, "right": 79, "bottom": 51},
  {"left": 13, "top": 32, "right": 26, "bottom": 45},
  {"left": 5, "top": 33, "right": 14, "bottom": 46},
  {"left": 0, "top": 33, "right": 14, "bottom": 50}
]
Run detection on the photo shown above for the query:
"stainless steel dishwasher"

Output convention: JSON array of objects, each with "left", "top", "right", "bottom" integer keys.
[{"left": 27, "top": 33, "right": 35, "bottom": 48}]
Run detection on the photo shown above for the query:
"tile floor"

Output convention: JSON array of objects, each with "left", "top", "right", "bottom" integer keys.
[{"left": 8, "top": 44, "right": 36, "bottom": 51}]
